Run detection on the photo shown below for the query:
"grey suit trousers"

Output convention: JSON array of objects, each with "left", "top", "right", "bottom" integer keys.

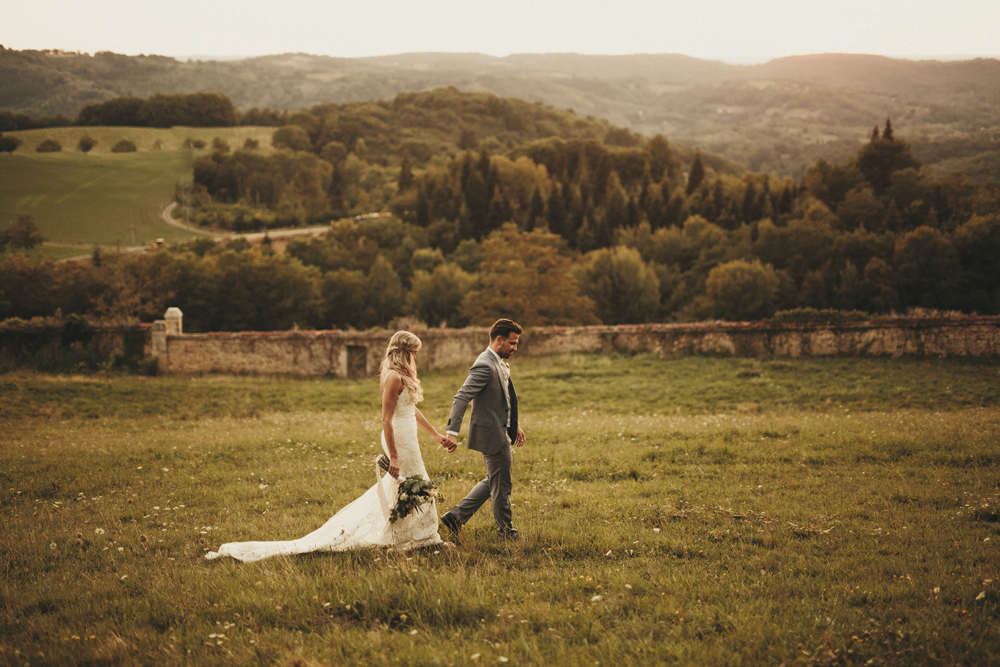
[{"left": 447, "top": 445, "right": 513, "bottom": 531}]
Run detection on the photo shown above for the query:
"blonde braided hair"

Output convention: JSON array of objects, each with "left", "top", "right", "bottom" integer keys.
[{"left": 380, "top": 330, "right": 423, "bottom": 402}]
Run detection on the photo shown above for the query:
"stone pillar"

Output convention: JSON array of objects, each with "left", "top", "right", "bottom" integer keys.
[
  {"left": 164, "top": 307, "right": 183, "bottom": 336},
  {"left": 151, "top": 321, "right": 167, "bottom": 357}
]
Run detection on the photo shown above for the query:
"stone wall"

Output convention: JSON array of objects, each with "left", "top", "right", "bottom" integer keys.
[{"left": 157, "top": 315, "right": 1000, "bottom": 377}]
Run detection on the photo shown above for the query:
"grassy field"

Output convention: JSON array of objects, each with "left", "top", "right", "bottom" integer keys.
[
  {"left": 4, "top": 127, "right": 276, "bottom": 157},
  {"left": 1, "top": 354, "right": 998, "bottom": 665},
  {"left": 0, "top": 126, "right": 275, "bottom": 249}
]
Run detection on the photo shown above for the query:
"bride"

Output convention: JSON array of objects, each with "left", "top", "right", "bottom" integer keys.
[{"left": 206, "top": 331, "right": 454, "bottom": 562}]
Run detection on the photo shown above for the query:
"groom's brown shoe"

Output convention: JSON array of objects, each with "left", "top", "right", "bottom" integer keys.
[{"left": 440, "top": 513, "right": 461, "bottom": 537}]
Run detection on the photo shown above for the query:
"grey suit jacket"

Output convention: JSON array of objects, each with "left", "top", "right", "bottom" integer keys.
[{"left": 447, "top": 349, "right": 518, "bottom": 456}]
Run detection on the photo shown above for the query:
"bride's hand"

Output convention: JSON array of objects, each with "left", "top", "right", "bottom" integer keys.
[{"left": 438, "top": 433, "right": 457, "bottom": 452}]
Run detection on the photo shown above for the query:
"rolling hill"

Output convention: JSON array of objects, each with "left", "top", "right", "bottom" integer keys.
[{"left": 3, "top": 48, "right": 1000, "bottom": 180}]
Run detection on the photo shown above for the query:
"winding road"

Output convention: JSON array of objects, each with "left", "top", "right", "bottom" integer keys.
[
  {"left": 160, "top": 202, "right": 332, "bottom": 242},
  {"left": 54, "top": 203, "right": 333, "bottom": 262}
]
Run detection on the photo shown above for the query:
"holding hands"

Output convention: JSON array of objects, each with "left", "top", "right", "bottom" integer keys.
[{"left": 439, "top": 433, "right": 458, "bottom": 453}]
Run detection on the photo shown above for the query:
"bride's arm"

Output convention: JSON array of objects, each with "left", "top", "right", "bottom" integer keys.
[
  {"left": 381, "top": 372, "right": 403, "bottom": 478},
  {"left": 415, "top": 407, "right": 447, "bottom": 444}
]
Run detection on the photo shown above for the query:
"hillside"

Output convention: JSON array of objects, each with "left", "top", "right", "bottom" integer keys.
[
  {"left": 2, "top": 48, "right": 1000, "bottom": 180},
  {"left": 0, "top": 126, "right": 274, "bottom": 251}
]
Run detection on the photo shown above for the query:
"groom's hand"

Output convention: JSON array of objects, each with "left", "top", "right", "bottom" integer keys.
[
  {"left": 442, "top": 434, "right": 458, "bottom": 452},
  {"left": 514, "top": 428, "right": 526, "bottom": 447}
]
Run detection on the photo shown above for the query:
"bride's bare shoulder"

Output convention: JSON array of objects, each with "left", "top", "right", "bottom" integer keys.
[{"left": 380, "top": 370, "right": 405, "bottom": 394}]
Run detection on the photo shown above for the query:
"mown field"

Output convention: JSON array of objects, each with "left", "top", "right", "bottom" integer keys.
[
  {"left": 0, "top": 126, "right": 275, "bottom": 250},
  {"left": 1, "top": 354, "right": 998, "bottom": 665}
]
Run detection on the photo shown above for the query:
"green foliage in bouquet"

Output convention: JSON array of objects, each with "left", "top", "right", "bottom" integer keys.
[
  {"left": 377, "top": 455, "right": 441, "bottom": 523},
  {"left": 390, "top": 476, "right": 441, "bottom": 523}
]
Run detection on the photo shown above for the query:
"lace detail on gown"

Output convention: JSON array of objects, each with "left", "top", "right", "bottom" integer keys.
[{"left": 205, "top": 388, "right": 442, "bottom": 562}]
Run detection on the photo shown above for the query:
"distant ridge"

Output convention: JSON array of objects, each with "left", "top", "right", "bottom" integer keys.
[{"left": 2, "top": 47, "right": 998, "bottom": 180}]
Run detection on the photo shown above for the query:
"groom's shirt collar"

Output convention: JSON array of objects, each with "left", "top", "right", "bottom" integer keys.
[{"left": 486, "top": 347, "right": 511, "bottom": 374}]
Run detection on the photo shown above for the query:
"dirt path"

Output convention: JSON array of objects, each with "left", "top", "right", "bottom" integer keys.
[
  {"left": 54, "top": 204, "right": 333, "bottom": 262},
  {"left": 161, "top": 202, "right": 332, "bottom": 242}
]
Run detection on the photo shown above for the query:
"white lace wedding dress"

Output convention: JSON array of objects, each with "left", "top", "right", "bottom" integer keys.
[{"left": 205, "top": 388, "right": 443, "bottom": 562}]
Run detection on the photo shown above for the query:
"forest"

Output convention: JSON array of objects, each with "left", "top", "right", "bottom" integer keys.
[{"left": 1, "top": 88, "right": 999, "bottom": 332}]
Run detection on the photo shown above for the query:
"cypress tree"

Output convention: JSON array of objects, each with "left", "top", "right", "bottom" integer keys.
[{"left": 686, "top": 153, "right": 705, "bottom": 195}]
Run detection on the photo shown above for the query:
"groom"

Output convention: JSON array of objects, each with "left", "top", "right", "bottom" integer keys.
[{"left": 441, "top": 318, "right": 526, "bottom": 540}]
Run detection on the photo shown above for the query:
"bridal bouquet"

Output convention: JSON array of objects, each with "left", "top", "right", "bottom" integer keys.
[{"left": 377, "top": 455, "right": 442, "bottom": 523}]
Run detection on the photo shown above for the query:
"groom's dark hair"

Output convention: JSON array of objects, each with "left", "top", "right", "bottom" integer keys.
[{"left": 490, "top": 318, "right": 522, "bottom": 340}]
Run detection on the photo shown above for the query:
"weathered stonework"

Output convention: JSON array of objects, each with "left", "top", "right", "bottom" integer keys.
[{"left": 155, "top": 315, "right": 1000, "bottom": 377}]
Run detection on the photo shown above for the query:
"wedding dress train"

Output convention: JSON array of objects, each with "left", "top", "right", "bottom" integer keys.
[{"left": 205, "top": 388, "right": 442, "bottom": 562}]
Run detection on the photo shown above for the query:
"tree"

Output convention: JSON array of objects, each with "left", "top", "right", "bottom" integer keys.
[
  {"left": 462, "top": 223, "right": 598, "bottom": 325},
  {"left": 361, "top": 255, "right": 405, "bottom": 327},
  {"left": 703, "top": 259, "right": 780, "bottom": 320},
  {"left": 836, "top": 186, "right": 885, "bottom": 231},
  {"left": 408, "top": 262, "right": 476, "bottom": 327},
  {"left": 893, "top": 225, "right": 960, "bottom": 309},
  {"left": 647, "top": 134, "right": 674, "bottom": 182},
  {"left": 685, "top": 153, "right": 705, "bottom": 194},
  {"left": 0, "top": 254, "right": 59, "bottom": 319},
  {"left": 833, "top": 261, "right": 864, "bottom": 310},
  {"left": 77, "top": 96, "right": 144, "bottom": 126},
  {"left": 953, "top": 214, "right": 1000, "bottom": 313},
  {"left": 860, "top": 257, "right": 898, "bottom": 313},
  {"left": 856, "top": 122, "right": 919, "bottom": 195},
  {"left": 272, "top": 125, "right": 312, "bottom": 152},
  {"left": 0, "top": 135, "right": 21, "bottom": 152},
  {"left": 202, "top": 251, "right": 321, "bottom": 330},
  {"left": 321, "top": 268, "right": 369, "bottom": 328},
  {"left": 575, "top": 246, "right": 661, "bottom": 324},
  {"left": 36, "top": 139, "right": 61, "bottom": 153},
  {"left": 2, "top": 215, "right": 45, "bottom": 250},
  {"left": 398, "top": 156, "right": 415, "bottom": 191},
  {"left": 78, "top": 136, "right": 97, "bottom": 152},
  {"left": 458, "top": 129, "right": 478, "bottom": 150},
  {"left": 882, "top": 117, "right": 894, "bottom": 141}
]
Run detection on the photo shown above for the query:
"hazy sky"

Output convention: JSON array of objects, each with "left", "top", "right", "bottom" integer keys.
[{"left": 6, "top": 0, "right": 1000, "bottom": 63}]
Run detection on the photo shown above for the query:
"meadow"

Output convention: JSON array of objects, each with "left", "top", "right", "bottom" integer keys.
[
  {"left": 1, "top": 354, "right": 998, "bottom": 665},
  {"left": 0, "top": 127, "right": 275, "bottom": 251}
]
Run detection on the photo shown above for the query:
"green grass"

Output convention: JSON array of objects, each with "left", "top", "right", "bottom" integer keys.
[
  {"left": 12, "top": 243, "right": 95, "bottom": 261},
  {"left": 0, "top": 126, "right": 276, "bottom": 248},
  {"left": 0, "top": 151, "right": 193, "bottom": 247},
  {"left": 2, "top": 354, "right": 998, "bottom": 665}
]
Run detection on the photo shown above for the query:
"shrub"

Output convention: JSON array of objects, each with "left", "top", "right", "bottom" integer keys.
[
  {"left": 211, "top": 137, "right": 230, "bottom": 154},
  {"left": 243, "top": 138, "right": 259, "bottom": 150},
  {"left": 770, "top": 308, "right": 870, "bottom": 324},
  {"left": 111, "top": 139, "right": 137, "bottom": 153},
  {"left": 36, "top": 139, "right": 62, "bottom": 153},
  {"left": 78, "top": 136, "right": 98, "bottom": 152},
  {"left": 0, "top": 135, "right": 20, "bottom": 152},
  {"left": 183, "top": 138, "right": 206, "bottom": 149}
]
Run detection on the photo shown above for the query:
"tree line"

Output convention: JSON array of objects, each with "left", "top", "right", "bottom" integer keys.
[
  {"left": 2, "top": 87, "right": 999, "bottom": 329},
  {"left": 0, "top": 92, "right": 246, "bottom": 131},
  {"left": 1, "top": 198, "right": 997, "bottom": 332}
]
